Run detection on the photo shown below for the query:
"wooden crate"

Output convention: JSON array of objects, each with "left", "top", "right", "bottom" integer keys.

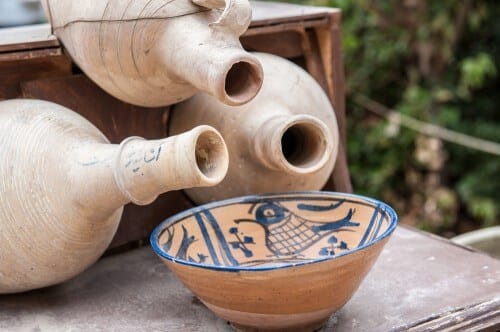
[{"left": 0, "top": 1, "right": 351, "bottom": 250}]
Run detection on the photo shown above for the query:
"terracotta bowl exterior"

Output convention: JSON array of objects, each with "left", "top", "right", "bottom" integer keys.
[{"left": 151, "top": 192, "right": 397, "bottom": 331}]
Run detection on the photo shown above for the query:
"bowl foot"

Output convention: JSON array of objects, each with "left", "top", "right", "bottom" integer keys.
[
  {"left": 230, "top": 318, "right": 328, "bottom": 332},
  {"left": 204, "top": 301, "right": 333, "bottom": 332}
]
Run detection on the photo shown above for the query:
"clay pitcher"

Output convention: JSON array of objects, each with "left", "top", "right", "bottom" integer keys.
[
  {"left": 40, "top": 0, "right": 263, "bottom": 107},
  {"left": 0, "top": 99, "right": 228, "bottom": 294},
  {"left": 170, "top": 52, "right": 339, "bottom": 204}
]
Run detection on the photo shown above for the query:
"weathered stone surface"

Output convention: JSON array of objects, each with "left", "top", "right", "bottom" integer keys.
[{"left": 1, "top": 226, "right": 499, "bottom": 331}]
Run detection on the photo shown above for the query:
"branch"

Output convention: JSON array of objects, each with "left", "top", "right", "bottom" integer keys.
[{"left": 353, "top": 94, "right": 500, "bottom": 156}]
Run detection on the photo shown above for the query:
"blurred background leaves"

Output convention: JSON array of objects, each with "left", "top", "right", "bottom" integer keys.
[{"left": 282, "top": 0, "right": 499, "bottom": 236}]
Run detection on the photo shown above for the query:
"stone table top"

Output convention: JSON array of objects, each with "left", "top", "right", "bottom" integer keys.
[{"left": 1, "top": 226, "right": 499, "bottom": 331}]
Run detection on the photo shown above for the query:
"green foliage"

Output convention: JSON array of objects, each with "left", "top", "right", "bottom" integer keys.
[
  {"left": 279, "top": 0, "right": 500, "bottom": 234},
  {"left": 459, "top": 53, "right": 497, "bottom": 97}
]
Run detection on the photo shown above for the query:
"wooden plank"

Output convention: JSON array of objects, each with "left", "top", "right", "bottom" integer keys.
[
  {"left": 314, "top": 13, "right": 352, "bottom": 193},
  {"left": 245, "top": 17, "right": 329, "bottom": 36},
  {"left": 0, "top": 3, "right": 338, "bottom": 53},
  {"left": 316, "top": 13, "right": 346, "bottom": 143},
  {"left": 301, "top": 28, "right": 329, "bottom": 92},
  {"left": 0, "top": 51, "right": 71, "bottom": 100},
  {"left": 1, "top": 227, "right": 499, "bottom": 331},
  {"left": 21, "top": 75, "right": 168, "bottom": 142},
  {"left": 399, "top": 298, "right": 500, "bottom": 331},
  {"left": 21, "top": 75, "right": 192, "bottom": 249},
  {"left": 330, "top": 143, "right": 352, "bottom": 192},
  {"left": 0, "top": 24, "right": 57, "bottom": 53},
  {"left": 241, "top": 30, "right": 304, "bottom": 58},
  {"left": 0, "top": 47, "right": 62, "bottom": 61},
  {"left": 250, "top": 1, "right": 339, "bottom": 27}
]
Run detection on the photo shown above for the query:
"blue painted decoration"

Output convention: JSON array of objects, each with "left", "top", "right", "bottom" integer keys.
[
  {"left": 151, "top": 192, "right": 398, "bottom": 272},
  {"left": 228, "top": 227, "right": 255, "bottom": 258},
  {"left": 318, "top": 235, "right": 350, "bottom": 256},
  {"left": 235, "top": 201, "right": 359, "bottom": 257}
]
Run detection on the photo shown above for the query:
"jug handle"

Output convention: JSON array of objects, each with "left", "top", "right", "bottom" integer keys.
[{"left": 192, "top": 0, "right": 252, "bottom": 35}]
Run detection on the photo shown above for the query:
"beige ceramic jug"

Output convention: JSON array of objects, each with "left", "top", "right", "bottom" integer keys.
[
  {"left": 40, "top": 0, "right": 263, "bottom": 107},
  {"left": 0, "top": 99, "right": 228, "bottom": 293},
  {"left": 170, "top": 52, "right": 339, "bottom": 204}
]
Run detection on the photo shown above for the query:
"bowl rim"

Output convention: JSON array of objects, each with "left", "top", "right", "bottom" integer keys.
[{"left": 150, "top": 191, "right": 398, "bottom": 272}]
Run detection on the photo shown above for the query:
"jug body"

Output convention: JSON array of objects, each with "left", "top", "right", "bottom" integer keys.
[
  {"left": 170, "top": 53, "right": 339, "bottom": 204},
  {"left": 41, "top": 0, "right": 263, "bottom": 107},
  {"left": 0, "top": 99, "right": 228, "bottom": 293}
]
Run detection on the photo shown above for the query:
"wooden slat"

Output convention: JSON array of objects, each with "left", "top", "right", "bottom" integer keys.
[
  {"left": 301, "top": 29, "right": 329, "bottom": 92},
  {"left": 245, "top": 17, "right": 329, "bottom": 36},
  {"left": 1, "top": 227, "right": 499, "bottom": 331},
  {"left": 21, "top": 75, "right": 168, "bottom": 142},
  {"left": 241, "top": 30, "right": 304, "bottom": 58},
  {"left": 0, "top": 24, "right": 57, "bottom": 53},
  {"left": 314, "top": 13, "right": 352, "bottom": 192},
  {"left": 0, "top": 50, "right": 71, "bottom": 100},
  {"left": 0, "top": 47, "right": 61, "bottom": 61},
  {"left": 316, "top": 13, "right": 346, "bottom": 144},
  {"left": 0, "top": 2, "right": 338, "bottom": 53},
  {"left": 400, "top": 298, "right": 500, "bottom": 331},
  {"left": 250, "top": 1, "right": 339, "bottom": 27}
]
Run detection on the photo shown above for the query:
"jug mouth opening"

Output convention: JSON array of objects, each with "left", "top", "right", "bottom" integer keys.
[
  {"left": 280, "top": 120, "right": 331, "bottom": 174},
  {"left": 194, "top": 129, "right": 229, "bottom": 184},
  {"left": 223, "top": 60, "right": 263, "bottom": 106}
]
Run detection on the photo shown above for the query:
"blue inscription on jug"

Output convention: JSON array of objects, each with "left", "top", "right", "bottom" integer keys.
[{"left": 124, "top": 143, "right": 163, "bottom": 173}]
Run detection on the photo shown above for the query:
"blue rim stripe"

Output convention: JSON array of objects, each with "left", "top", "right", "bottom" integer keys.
[
  {"left": 150, "top": 191, "right": 398, "bottom": 273},
  {"left": 371, "top": 208, "right": 386, "bottom": 242},
  {"left": 195, "top": 213, "right": 221, "bottom": 266},
  {"left": 203, "top": 210, "right": 239, "bottom": 266},
  {"left": 358, "top": 203, "right": 380, "bottom": 247}
]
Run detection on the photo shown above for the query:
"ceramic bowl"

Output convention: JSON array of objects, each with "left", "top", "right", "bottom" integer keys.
[{"left": 151, "top": 191, "right": 397, "bottom": 331}]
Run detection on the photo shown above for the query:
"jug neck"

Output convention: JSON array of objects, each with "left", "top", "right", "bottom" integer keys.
[
  {"left": 154, "top": 15, "right": 263, "bottom": 106},
  {"left": 72, "top": 126, "right": 228, "bottom": 217},
  {"left": 251, "top": 113, "right": 333, "bottom": 174}
]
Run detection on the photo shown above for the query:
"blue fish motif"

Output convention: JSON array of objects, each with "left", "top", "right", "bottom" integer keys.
[
  {"left": 235, "top": 200, "right": 360, "bottom": 256},
  {"left": 311, "top": 209, "right": 359, "bottom": 232}
]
